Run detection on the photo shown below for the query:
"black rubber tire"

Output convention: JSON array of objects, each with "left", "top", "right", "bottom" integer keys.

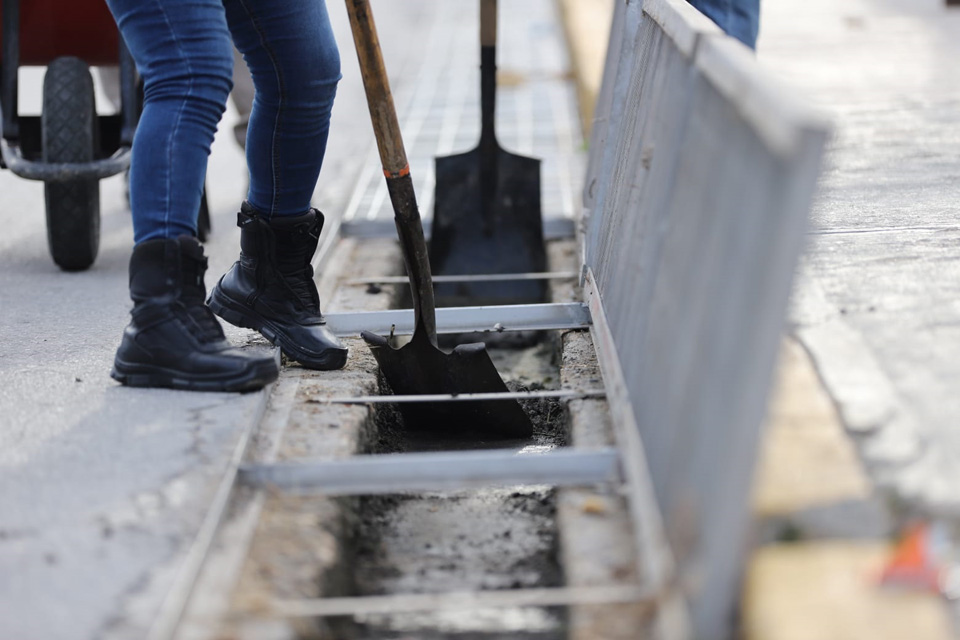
[{"left": 42, "top": 57, "right": 100, "bottom": 271}]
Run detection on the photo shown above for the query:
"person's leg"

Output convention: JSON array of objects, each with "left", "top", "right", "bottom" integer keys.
[
  {"left": 208, "top": 0, "right": 347, "bottom": 371},
  {"left": 223, "top": 0, "right": 341, "bottom": 217},
  {"left": 687, "top": 0, "right": 760, "bottom": 50},
  {"left": 106, "top": 0, "right": 234, "bottom": 242},
  {"left": 104, "top": 0, "right": 278, "bottom": 390}
]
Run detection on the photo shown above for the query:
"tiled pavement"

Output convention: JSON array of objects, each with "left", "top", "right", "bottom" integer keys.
[{"left": 337, "top": 0, "right": 584, "bottom": 226}]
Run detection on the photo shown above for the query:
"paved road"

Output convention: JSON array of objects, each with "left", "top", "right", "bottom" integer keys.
[
  {"left": 761, "top": 0, "right": 960, "bottom": 513},
  {"left": 0, "top": 1, "right": 581, "bottom": 638},
  {"left": 0, "top": 66, "right": 287, "bottom": 640}
]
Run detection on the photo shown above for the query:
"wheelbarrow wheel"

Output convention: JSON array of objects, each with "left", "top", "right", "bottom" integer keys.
[{"left": 42, "top": 57, "right": 100, "bottom": 271}]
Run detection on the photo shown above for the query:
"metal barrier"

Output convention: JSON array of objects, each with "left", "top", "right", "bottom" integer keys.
[{"left": 581, "top": 0, "right": 830, "bottom": 636}]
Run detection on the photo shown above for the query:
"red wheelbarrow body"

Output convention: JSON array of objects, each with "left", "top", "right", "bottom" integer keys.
[
  {"left": 0, "top": 0, "right": 211, "bottom": 270},
  {"left": 0, "top": 0, "right": 119, "bottom": 65}
]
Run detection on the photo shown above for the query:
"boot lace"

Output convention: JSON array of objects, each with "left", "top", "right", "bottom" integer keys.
[{"left": 275, "top": 222, "right": 321, "bottom": 312}]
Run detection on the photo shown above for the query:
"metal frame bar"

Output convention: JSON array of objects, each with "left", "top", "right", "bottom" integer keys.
[
  {"left": 1, "top": 0, "right": 20, "bottom": 141},
  {"left": 307, "top": 388, "right": 605, "bottom": 405},
  {"left": 0, "top": 138, "right": 132, "bottom": 180},
  {"left": 346, "top": 271, "right": 578, "bottom": 285},
  {"left": 239, "top": 447, "right": 621, "bottom": 495},
  {"left": 263, "top": 584, "right": 654, "bottom": 618},
  {"left": 324, "top": 302, "right": 590, "bottom": 337}
]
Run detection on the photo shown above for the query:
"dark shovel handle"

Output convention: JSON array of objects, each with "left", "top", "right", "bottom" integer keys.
[
  {"left": 479, "top": 0, "right": 500, "bottom": 230},
  {"left": 346, "top": 0, "right": 438, "bottom": 345},
  {"left": 479, "top": 0, "right": 498, "bottom": 149}
]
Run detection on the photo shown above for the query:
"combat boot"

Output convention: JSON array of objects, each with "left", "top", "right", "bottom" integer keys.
[
  {"left": 207, "top": 203, "right": 348, "bottom": 370},
  {"left": 111, "top": 236, "right": 280, "bottom": 391}
]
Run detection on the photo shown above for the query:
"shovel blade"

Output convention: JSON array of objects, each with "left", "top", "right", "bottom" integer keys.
[
  {"left": 363, "top": 331, "right": 532, "bottom": 439},
  {"left": 430, "top": 147, "right": 547, "bottom": 306}
]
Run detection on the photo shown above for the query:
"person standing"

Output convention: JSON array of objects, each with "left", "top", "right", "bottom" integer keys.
[{"left": 107, "top": 0, "right": 348, "bottom": 392}]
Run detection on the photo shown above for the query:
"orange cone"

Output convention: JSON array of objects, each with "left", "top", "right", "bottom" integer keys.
[{"left": 878, "top": 522, "right": 943, "bottom": 592}]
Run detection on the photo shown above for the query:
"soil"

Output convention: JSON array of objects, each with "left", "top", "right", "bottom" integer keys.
[{"left": 349, "top": 339, "right": 569, "bottom": 639}]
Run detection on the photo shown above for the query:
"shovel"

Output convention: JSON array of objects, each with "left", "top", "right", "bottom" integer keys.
[
  {"left": 428, "top": 0, "right": 547, "bottom": 307},
  {"left": 346, "top": 0, "right": 532, "bottom": 439}
]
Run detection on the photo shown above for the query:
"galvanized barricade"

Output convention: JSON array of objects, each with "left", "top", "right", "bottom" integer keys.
[{"left": 581, "top": 0, "right": 830, "bottom": 636}]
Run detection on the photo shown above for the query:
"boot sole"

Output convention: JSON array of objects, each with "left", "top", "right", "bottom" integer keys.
[
  {"left": 208, "top": 288, "right": 349, "bottom": 371},
  {"left": 111, "top": 356, "right": 278, "bottom": 392}
]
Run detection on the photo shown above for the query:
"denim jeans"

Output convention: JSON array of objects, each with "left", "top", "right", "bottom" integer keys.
[
  {"left": 104, "top": 0, "right": 341, "bottom": 243},
  {"left": 687, "top": 0, "right": 760, "bottom": 49}
]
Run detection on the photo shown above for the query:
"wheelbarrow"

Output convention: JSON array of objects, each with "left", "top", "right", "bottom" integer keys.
[{"left": 0, "top": 0, "right": 210, "bottom": 271}]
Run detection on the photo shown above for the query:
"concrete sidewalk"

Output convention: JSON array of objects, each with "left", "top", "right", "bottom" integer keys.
[
  {"left": 764, "top": 0, "right": 960, "bottom": 520},
  {"left": 753, "top": 1, "right": 960, "bottom": 633},
  {"left": 0, "top": 85, "right": 274, "bottom": 640}
]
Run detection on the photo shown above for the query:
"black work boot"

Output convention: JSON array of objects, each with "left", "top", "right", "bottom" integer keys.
[
  {"left": 111, "top": 236, "right": 280, "bottom": 391},
  {"left": 207, "top": 203, "right": 348, "bottom": 370}
]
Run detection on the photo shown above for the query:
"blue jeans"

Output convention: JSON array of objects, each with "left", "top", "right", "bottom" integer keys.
[
  {"left": 688, "top": 0, "right": 760, "bottom": 49},
  {"left": 104, "top": 0, "right": 341, "bottom": 243}
]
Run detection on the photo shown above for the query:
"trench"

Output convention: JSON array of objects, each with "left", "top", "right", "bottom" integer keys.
[
  {"left": 346, "top": 332, "right": 571, "bottom": 639},
  {"left": 215, "top": 239, "right": 602, "bottom": 639}
]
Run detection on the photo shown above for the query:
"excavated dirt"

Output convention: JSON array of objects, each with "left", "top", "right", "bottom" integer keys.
[
  {"left": 351, "top": 486, "right": 564, "bottom": 639},
  {"left": 349, "top": 338, "right": 569, "bottom": 639}
]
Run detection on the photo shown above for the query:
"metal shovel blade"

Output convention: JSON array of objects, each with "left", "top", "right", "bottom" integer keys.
[
  {"left": 428, "top": 0, "right": 547, "bottom": 306},
  {"left": 362, "top": 329, "right": 532, "bottom": 439},
  {"left": 431, "top": 148, "right": 546, "bottom": 306}
]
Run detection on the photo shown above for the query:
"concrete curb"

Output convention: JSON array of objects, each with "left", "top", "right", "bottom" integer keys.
[{"left": 556, "top": 329, "right": 650, "bottom": 640}]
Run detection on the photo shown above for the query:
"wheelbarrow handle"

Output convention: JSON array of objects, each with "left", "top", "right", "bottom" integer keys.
[{"left": 345, "top": 0, "right": 438, "bottom": 344}]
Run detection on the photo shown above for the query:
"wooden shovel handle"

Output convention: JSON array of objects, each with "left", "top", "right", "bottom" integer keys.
[
  {"left": 345, "top": 0, "right": 409, "bottom": 178},
  {"left": 345, "top": 0, "right": 438, "bottom": 344},
  {"left": 481, "top": 0, "right": 497, "bottom": 48}
]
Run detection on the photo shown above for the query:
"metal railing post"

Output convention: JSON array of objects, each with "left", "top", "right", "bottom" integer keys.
[{"left": 1, "top": 0, "right": 21, "bottom": 140}]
